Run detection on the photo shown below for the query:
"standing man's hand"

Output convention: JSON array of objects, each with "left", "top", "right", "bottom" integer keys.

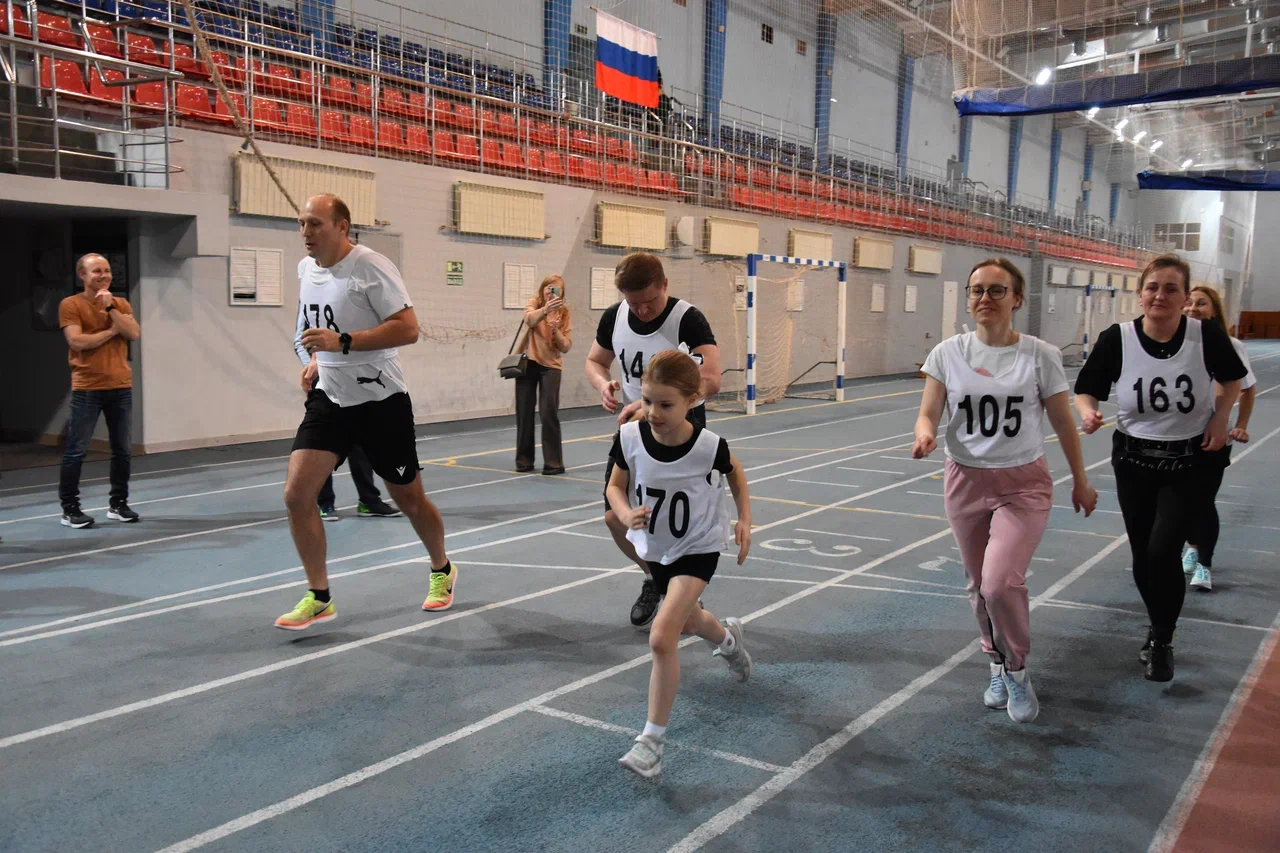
[
  {"left": 94, "top": 289, "right": 114, "bottom": 310},
  {"left": 300, "top": 327, "right": 341, "bottom": 354},
  {"left": 300, "top": 359, "right": 319, "bottom": 392}
]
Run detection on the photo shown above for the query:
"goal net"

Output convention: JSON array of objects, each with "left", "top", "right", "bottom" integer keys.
[{"left": 699, "top": 255, "right": 847, "bottom": 415}]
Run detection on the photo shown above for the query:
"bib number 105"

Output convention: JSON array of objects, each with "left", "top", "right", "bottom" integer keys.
[
  {"left": 956, "top": 395, "right": 1023, "bottom": 438},
  {"left": 1132, "top": 375, "right": 1195, "bottom": 415}
]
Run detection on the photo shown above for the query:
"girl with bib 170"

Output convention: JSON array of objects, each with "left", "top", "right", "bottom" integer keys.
[
  {"left": 606, "top": 349, "right": 753, "bottom": 779},
  {"left": 913, "top": 258, "right": 1099, "bottom": 723}
]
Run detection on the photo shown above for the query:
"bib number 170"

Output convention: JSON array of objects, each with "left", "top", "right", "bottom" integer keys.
[
  {"left": 636, "top": 485, "right": 690, "bottom": 538},
  {"left": 956, "top": 395, "right": 1023, "bottom": 438}
]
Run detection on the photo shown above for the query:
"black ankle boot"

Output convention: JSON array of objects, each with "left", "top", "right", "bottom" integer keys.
[{"left": 1145, "top": 640, "right": 1174, "bottom": 682}]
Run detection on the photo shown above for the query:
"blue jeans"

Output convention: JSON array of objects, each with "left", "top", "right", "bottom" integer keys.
[{"left": 58, "top": 388, "right": 132, "bottom": 510}]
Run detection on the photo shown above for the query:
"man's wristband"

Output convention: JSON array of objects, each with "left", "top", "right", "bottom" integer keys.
[{"left": 339, "top": 332, "right": 352, "bottom": 355}]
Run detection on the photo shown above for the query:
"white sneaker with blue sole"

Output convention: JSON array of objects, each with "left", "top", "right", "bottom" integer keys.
[{"left": 984, "top": 662, "right": 1008, "bottom": 709}]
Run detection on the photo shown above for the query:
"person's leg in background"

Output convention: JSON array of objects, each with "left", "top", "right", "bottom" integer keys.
[
  {"left": 103, "top": 388, "right": 138, "bottom": 522},
  {"left": 317, "top": 472, "right": 338, "bottom": 521},
  {"left": 514, "top": 363, "right": 541, "bottom": 472},
  {"left": 58, "top": 390, "right": 104, "bottom": 527},
  {"left": 349, "top": 444, "right": 400, "bottom": 517},
  {"left": 539, "top": 367, "right": 564, "bottom": 474},
  {"left": 1188, "top": 464, "right": 1225, "bottom": 591}
]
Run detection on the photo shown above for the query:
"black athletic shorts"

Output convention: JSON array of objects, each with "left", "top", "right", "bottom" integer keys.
[
  {"left": 292, "top": 390, "right": 421, "bottom": 486},
  {"left": 602, "top": 403, "right": 708, "bottom": 513},
  {"left": 646, "top": 552, "right": 719, "bottom": 595}
]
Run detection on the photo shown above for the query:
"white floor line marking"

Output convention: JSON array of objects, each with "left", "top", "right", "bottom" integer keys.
[
  {"left": 1040, "top": 599, "right": 1274, "bottom": 633},
  {"left": 554, "top": 530, "right": 615, "bottom": 541},
  {"left": 787, "top": 479, "right": 862, "bottom": 489},
  {"left": 877, "top": 455, "right": 939, "bottom": 464},
  {"left": 1146, "top": 608, "right": 1280, "bottom": 853},
  {"left": 462, "top": 561, "right": 622, "bottom": 572},
  {"left": 0, "top": 517, "right": 603, "bottom": 649},
  {"left": 836, "top": 466, "right": 911, "bottom": 475},
  {"left": 529, "top": 705, "right": 787, "bottom": 773},
  {"left": 666, "top": 534, "right": 1131, "bottom": 853},
  {"left": 831, "top": 582, "right": 967, "bottom": 600},
  {"left": 0, "top": 478, "right": 305, "bottom": 526},
  {"left": 856, "top": 572, "right": 963, "bottom": 591},
  {"left": 0, "top": 567, "right": 632, "bottom": 752},
  {"left": 794, "top": 528, "right": 891, "bottom": 542},
  {"left": 0, "top": 499, "right": 604, "bottom": 637},
  {"left": 150, "top": 523, "right": 959, "bottom": 853},
  {"left": 740, "top": 555, "right": 849, "bottom": 575},
  {"left": 736, "top": 432, "right": 915, "bottom": 477},
  {"left": 0, "top": 468, "right": 600, "bottom": 572}
]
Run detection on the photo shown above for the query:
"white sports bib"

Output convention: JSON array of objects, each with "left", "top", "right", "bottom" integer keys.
[
  {"left": 619, "top": 422, "right": 730, "bottom": 565},
  {"left": 940, "top": 334, "right": 1047, "bottom": 468},
  {"left": 1116, "top": 318, "right": 1213, "bottom": 441},
  {"left": 610, "top": 299, "right": 704, "bottom": 407}
]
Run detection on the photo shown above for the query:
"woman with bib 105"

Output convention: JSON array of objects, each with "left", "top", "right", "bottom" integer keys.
[
  {"left": 913, "top": 258, "right": 1098, "bottom": 723},
  {"left": 1074, "top": 255, "right": 1245, "bottom": 682}
]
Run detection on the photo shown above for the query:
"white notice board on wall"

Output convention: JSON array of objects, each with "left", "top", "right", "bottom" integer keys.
[
  {"left": 871, "top": 282, "right": 886, "bottom": 313},
  {"left": 904, "top": 284, "right": 918, "bottom": 313},
  {"left": 1048, "top": 292, "right": 1056, "bottom": 314},
  {"left": 503, "top": 263, "right": 538, "bottom": 309},
  {"left": 591, "top": 267, "right": 614, "bottom": 309}
]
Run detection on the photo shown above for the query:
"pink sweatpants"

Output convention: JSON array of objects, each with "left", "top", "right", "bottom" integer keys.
[{"left": 943, "top": 456, "right": 1054, "bottom": 671}]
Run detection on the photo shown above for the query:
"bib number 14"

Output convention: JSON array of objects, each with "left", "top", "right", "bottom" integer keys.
[{"left": 956, "top": 395, "right": 1023, "bottom": 438}]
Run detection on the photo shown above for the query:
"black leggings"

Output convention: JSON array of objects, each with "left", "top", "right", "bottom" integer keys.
[
  {"left": 1113, "top": 460, "right": 1204, "bottom": 643},
  {"left": 1189, "top": 466, "right": 1226, "bottom": 567}
]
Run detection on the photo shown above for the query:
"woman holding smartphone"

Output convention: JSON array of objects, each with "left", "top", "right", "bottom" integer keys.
[{"left": 516, "top": 274, "right": 573, "bottom": 474}]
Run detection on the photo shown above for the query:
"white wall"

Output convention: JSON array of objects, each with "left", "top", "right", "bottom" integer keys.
[
  {"left": 907, "top": 53, "right": 959, "bottom": 178},
  {"left": 1057, "top": 127, "right": 1086, "bottom": 217},
  {"left": 968, "top": 116, "right": 1009, "bottom": 195},
  {"left": 1017, "top": 115, "right": 1053, "bottom": 207},
  {"left": 721, "top": 6, "right": 816, "bottom": 131},
  {"left": 338, "top": 0, "right": 543, "bottom": 68},
  {"left": 828, "top": 15, "right": 898, "bottom": 163}
]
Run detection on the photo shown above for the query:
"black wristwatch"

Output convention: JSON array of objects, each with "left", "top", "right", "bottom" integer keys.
[
  {"left": 105, "top": 304, "right": 115, "bottom": 313},
  {"left": 339, "top": 333, "right": 352, "bottom": 355}
]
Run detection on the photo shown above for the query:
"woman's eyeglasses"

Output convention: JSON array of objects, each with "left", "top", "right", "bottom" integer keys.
[{"left": 966, "top": 285, "right": 1009, "bottom": 300}]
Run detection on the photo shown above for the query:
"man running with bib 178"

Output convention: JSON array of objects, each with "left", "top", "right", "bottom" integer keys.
[
  {"left": 584, "top": 252, "right": 722, "bottom": 628},
  {"left": 275, "top": 193, "right": 457, "bottom": 630}
]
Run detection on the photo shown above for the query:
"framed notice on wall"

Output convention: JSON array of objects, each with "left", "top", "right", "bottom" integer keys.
[{"left": 871, "top": 282, "right": 886, "bottom": 313}]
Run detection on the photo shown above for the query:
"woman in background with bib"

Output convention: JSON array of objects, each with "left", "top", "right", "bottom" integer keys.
[
  {"left": 1075, "top": 255, "right": 1245, "bottom": 683},
  {"left": 914, "top": 258, "right": 1098, "bottom": 723}
]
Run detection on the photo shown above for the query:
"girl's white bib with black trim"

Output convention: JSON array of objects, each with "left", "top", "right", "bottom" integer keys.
[
  {"left": 611, "top": 299, "right": 704, "bottom": 408},
  {"left": 619, "top": 422, "right": 729, "bottom": 565},
  {"left": 1116, "top": 318, "right": 1213, "bottom": 441},
  {"left": 940, "top": 333, "right": 1046, "bottom": 468}
]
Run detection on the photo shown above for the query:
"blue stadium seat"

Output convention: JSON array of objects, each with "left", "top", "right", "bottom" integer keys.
[
  {"left": 332, "top": 22, "right": 352, "bottom": 46},
  {"left": 403, "top": 41, "right": 425, "bottom": 63},
  {"left": 402, "top": 63, "right": 425, "bottom": 83},
  {"left": 428, "top": 48, "right": 445, "bottom": 68},
  {"left": 355, "top": 28, "right": 377, "bottom": 51},
  {"left": 380, "top": 35, "right": 400, "bottom": 57}
]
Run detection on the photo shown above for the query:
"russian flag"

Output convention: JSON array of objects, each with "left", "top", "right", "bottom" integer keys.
[{"left": 595, "top": 11, "right": 659, "bottom": 109}]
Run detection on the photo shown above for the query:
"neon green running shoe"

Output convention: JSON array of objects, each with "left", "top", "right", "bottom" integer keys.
[
  {"left": 422, "top": 563, "right": 457, "bottom": 612},
  {"left": 274, "top": 591, "right": 336, "bottom": 631}
]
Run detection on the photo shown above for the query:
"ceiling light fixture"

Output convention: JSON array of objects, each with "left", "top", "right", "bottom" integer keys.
[
  {"left": 1133, "top": 130, "right": 1147, "bottom": 143},
  {"left": 1087, "top": 106, "right": 1100, "bottom": 118},
  {"left": 1035, "top": 67, "right": 1052, "bottom": 85},
  {"left": 1181, "top": 158, "right": 1194, "bottom": 169},
  {"left": 1149, "top": 140, "right": 1164, "bottom": 152}
]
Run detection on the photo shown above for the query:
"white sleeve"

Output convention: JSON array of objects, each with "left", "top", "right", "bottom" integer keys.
[
  {"left": 921, "top": 341, "right": 947, "bottom": 386},
  {"left": 1232, "top": 339, "right": 1257, "bottom": 390},
  {"left": 1036, "top": 340, "right": 1070, "bottom": 399},
  {"left": 356, "top": 252, "right": 414, "bottom": 321}
]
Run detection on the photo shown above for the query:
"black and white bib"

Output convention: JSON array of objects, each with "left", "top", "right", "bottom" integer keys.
[
  {"left": 611, "top": 299, "right": 704, "bottom": 407},
  {"left": 1116, "top": 318, "right": 1212, "bottom": 441},
  {"left": 619, "top": 422, "right": 729, "bottom": 564},
  {"left": 941, "top": 334, "right": 1046, "bottom": 468}
]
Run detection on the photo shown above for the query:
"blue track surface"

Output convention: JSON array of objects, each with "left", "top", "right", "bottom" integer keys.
[{"left": 2, "top": 349, "right": 1279, "bottom": 853}]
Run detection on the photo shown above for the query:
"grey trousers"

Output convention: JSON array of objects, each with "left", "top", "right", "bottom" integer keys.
[{"left": 514, "top": 362, "right": 563, "bottom": 469}]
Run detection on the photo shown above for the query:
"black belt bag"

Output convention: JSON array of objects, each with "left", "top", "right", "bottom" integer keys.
[{"left": 1121, "top": 434, "right": 1198, "bottom": 459}]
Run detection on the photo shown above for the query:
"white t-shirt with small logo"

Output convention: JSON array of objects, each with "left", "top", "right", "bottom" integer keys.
[{"left": 297, "top": 244, "right": 414, "bottom": 407}]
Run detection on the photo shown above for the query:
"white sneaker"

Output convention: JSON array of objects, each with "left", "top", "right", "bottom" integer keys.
[
  {"left": 1002, "top": 667, "right": 1039, "bottom": 723},
  {"left": 1190, "top": 565, "right": 1213, "bottom": 591},
  {"left": 714, "top": 617, "right": 752, "bottom": 683},
  {"left": 618, "top": 733, "right": 663, "bottom": 779},
  {"left": 1182, "top": 547, "right": 1199, "bottom": 575},
  {"left": 984, "top": 662, "right": 1009, "bottom": 709}
]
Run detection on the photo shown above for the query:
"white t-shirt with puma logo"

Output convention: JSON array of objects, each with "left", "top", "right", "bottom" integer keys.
[{"left": 297, "top": 244, "right": 413, "bottom": 407}]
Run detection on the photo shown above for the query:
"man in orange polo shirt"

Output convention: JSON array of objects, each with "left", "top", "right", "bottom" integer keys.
[{"left": 57, "top": 253, "right": 141, "bottom": 529}]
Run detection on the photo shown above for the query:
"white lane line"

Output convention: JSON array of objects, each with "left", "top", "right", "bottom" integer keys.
[
  {"left": 0, "top": 478, "right": 304, "bottom": 526},
  {"left": 665, "top": 534, "right": 1131, "bottom": 853},
  {"left": 1146, "top": 608, "right": 1280, "bottom": 853},
  {"left": 0, "top": 567, "right": 632, "bottom": 752},
  {"left": 878, "top": 455, "right": 939, "bottom": 464},
  {"left": 837, "top": 466, "right": 912, "bottom": 475},
  {"left": 528, "top": 705, "right": 786, "bottom": 773},
  {"left": 794, "top": 528, "right": 891, "bottom": 542},
  {"left": 554, "top": 530, "right": 615, "bottom": 541},
  {"left": 1, "top": 428, "right": 915, "bottom": 638},
  {"left": 0, "top": 517, "right": 603, "bottom": 649},
  {"left": 0, "top": 468, "right": 592, "bottom": 572},
  {"left": 832, "top": 583, "right": 967, "bottom": 600},
  {"left": 0, "top": 498, "right": 604, "bottom": 637},
  {"left": 150, "top": 524, "right": 960, "bottom": 853},
  {"left": 1041, "top": 599, "right": 1274, "bottom": 633},
  {"left": 788, "top": 479, "right": 861, "bottom": 489}
]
